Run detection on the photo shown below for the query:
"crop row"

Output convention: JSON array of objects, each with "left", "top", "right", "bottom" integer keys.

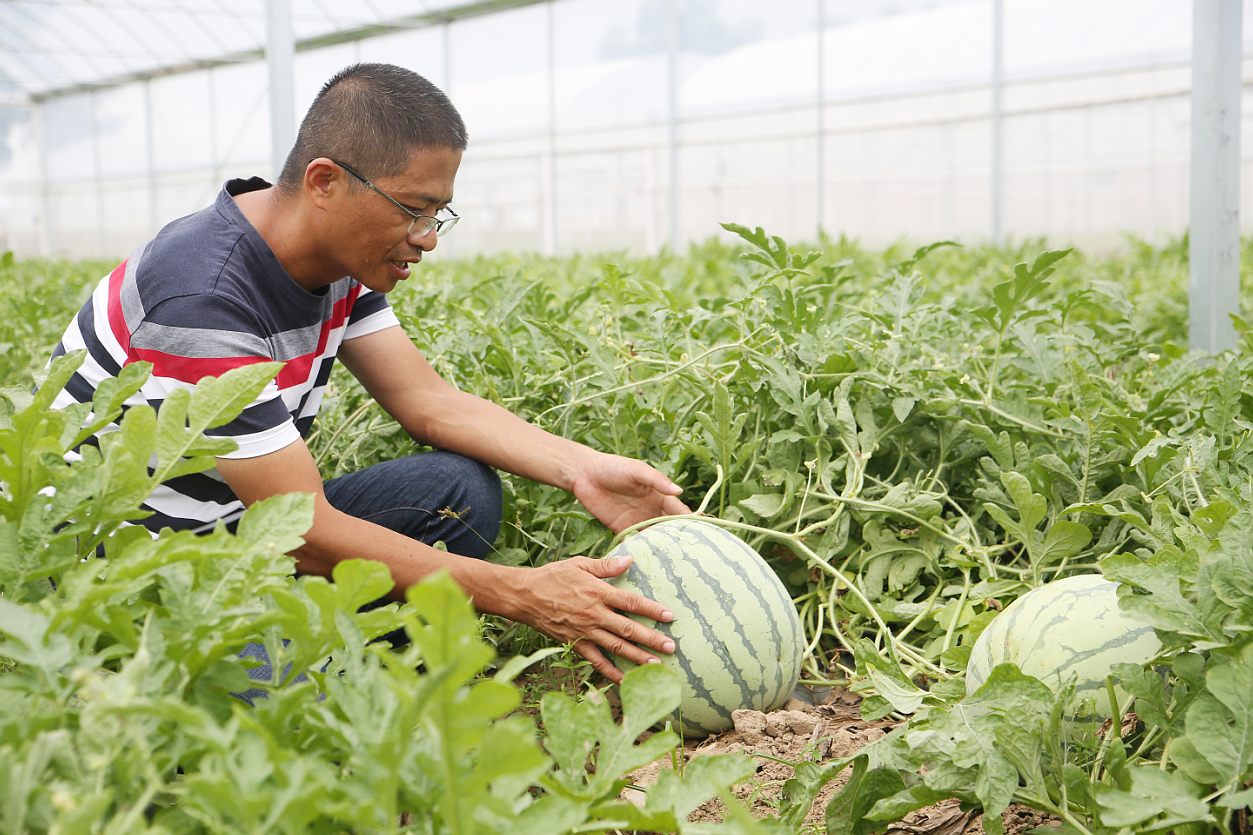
[{"left": 1, "top": 232, "right": 1251, "bottom": 834}]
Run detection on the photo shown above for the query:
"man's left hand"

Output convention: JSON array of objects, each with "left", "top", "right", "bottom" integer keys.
[{"left": 571, "top": 453, "right": 691, "bottom": 534}]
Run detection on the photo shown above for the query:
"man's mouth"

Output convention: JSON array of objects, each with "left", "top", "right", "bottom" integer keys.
[{"left": 389, "top": 259, "right": 418, "bottom": 279}]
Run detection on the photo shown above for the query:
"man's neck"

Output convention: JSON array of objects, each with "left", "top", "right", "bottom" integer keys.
[{"left": 233, "top": 186, "right": 334, "bottom": 293}]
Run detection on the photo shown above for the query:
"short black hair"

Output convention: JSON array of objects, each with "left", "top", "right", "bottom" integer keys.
[{"left": 276, "top": 63, "right": 467, "bottom": 194}]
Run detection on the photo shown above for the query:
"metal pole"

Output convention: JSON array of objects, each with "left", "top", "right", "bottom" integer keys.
[
  {"left": 543, "top": 0, "right": 557, "bottom": 255},
  {"left": 35, "top": 105, "right": 50, "bottom": 256},
  {"left": 991, "top": 0, "right": 1004, "bottom": 244},
  {"left": 208, "top": 70, "right": 220, "bottom": 188},
  {"left": 666, "top": 0, "right": 680, "bottom": 252},
  {"left": 266, "top": 0, "right": 296, "bottom": 181},
  {"left": 144, "top": 80, "right": 157, "bottom": 238},
  {"left": 816, "top": 0, "right": 825, "bottom": 238},
  {"left": 91, "top": 91, "right": 105, "bottom": 257},
  {"left": 1189, "top": 0, "right": 1242, "bottom": 354}
]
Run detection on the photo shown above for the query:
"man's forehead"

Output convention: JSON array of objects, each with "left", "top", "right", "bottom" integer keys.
[{"left": 389, "top": 145, "right": 460, "bottom": 203}]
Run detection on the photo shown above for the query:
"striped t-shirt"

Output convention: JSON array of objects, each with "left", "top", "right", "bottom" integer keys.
[{"left": 50, "top": 177, "right": 400, "bottom": 533}]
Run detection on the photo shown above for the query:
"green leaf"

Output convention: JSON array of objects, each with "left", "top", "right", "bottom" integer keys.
[
  {"left": 1191, "top": 657, "right": 1253, "bottom": 786},
  {"left": 187, "top": 361, "right": 286, "bottom": 430},
  {"left": 739, "top": 492, "right": 787, "bottom": 518},
  {"left": 1095, "top": 766, "right": 1212, "bottom": 828},
  {"left": 235, "top": 491, "right": 315, "bottom": 553},
  {"left": 542, "top": 690, "right": 606, "bottom": 784},
  {"left": 1202, "top": 357, "right": 1241, "bottom": 444},
  {"left": 833, "top": 378, "right": 859, "bottom": 457},
  {"left": 618, "top": 662, "right": 682, "bottom": 739},
  {"left": 1001, "top": 471, "right": 1046, "bottom": 530},
  {"left": 1111, "top": 662, "right": 1173, "bottom": 732},
  {"left": 1038, "top": 521, "right": 1092, "bottom": 563},
  {"left": 965, "top": 422, "right": 1015, "bottom": 471},
  {"left": 404, "top": 570, "right": 494, "bottom": 677},
  {"left": 893, "top": 241, "right": 961, "bottom": 274},
  {"left": 1066, "top": 359, "right": 1104, "bottom": 423},
  {"left": 1192, "top": 500, "right": 1236, "bottom": 538},
  {"left": 1131, "top": 435, "right": 1180, "bottom": 468},
  {"left": 852, "top": 639, "right": 927, "bottom": 715},
  {"left": 638, "top": 753, "right": 758, "bottom": 823},
  {"left": 493, "top": 646, "right": 565, "bottom": 684},
  {"left": 151, "top": 362, "right": 282, "bottom": 483},
  {"left": 891, "top": 397, "right": 916, "bottom": 423},
  {"left": 824, "top": 756, "right": 908, "bottom": 835},
  {"left": 1169, "top": 736, "right": 1222, "bottom": 785},
  {"left": 1105, "top": 562, "right": 1224, "bottom": 644}
]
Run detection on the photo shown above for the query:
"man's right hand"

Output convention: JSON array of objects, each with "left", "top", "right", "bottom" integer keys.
[{"left": 504, "top": 555, "right": 675, "bottom": 684}]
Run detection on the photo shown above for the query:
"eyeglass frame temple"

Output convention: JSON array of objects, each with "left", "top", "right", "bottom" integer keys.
[{"left": 319, "top": 158, "right": 459, "bottom": 236}]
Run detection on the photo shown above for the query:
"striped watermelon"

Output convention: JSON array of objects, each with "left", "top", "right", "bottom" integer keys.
[
  {"left": 965, "top": 573, "right": 1161, "bottom": 715},
  {"left": 605, "top": 519, "right": 806, "bottom": 738}
]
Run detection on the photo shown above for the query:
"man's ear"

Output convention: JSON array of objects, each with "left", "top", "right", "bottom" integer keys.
[{"left": 304, "top": 158, "right": 339, "bottom": 209}]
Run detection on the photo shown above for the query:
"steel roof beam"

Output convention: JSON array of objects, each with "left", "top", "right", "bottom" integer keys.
[{"left": 28, "top": 0, "right": 546, "bottom": 103}]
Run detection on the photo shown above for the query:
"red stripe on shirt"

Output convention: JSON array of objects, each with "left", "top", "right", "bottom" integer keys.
[
  {"left": 133, "top": 347, "right": 272, "bottom": 384},
  {"left": 275, "top": 291, "right": 355, "bottom": 389},
  {"left": 105, "top": 260, "right": 134, "bottom": 358}
]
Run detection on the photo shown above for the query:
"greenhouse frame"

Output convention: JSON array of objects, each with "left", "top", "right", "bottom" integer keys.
[{"left": 0, "top": 0, "right": 1249, "bottom": 342}]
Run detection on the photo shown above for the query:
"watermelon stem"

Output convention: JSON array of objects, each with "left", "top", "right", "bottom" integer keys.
[
  {"left": 694, "top": 464, "right": 725, "bottom": 516},
  {"left": 939, "top": 568, "right": 974, "bottom": 656},
  {"left": 610, "top": 509, "right": 948, "bottom": 678},
  {"left": 532, "top": 341, "right": 747, "bottom": 422}
]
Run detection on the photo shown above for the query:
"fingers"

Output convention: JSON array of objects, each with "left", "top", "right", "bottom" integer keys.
[
  {"left": 661, "top": 493, "right": 693, "bottom": 516},
  {"left": 650, "top": 468, "right": 684, "bottom": 496},
  {"left": 605, "top": 580, "right": 674, "bottom": 627},
  {"left": 586, "top": 556, "right": 674, "bottom": 625},
  {"left": 572, "top": 619, "right": 674, "bottom": 684},
  {"left": 515, "top": 557, "right": 677, "bottom": 680},
  {"left": 583, "top": 554, "right": 634, "bottom": 580},
  {"left": 571, "top": 641, "right": 626, "bottom": 685}
]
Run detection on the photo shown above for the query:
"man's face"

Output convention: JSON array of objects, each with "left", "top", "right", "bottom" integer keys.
[{"left": 334, "top": 145, "right": 462, "bottom": 294}]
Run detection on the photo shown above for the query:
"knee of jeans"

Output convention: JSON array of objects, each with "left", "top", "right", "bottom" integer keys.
[{"left": 458, "top": 460, "right": 503, "bottom": 550}]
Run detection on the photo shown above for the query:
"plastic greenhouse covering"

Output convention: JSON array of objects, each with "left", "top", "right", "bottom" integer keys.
[{"left": 1, "top": 0, "right": 1252, "bottom": 259}]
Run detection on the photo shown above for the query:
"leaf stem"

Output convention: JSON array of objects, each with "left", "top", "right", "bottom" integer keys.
[{"left": 958, "top": 399, "right": 1066, "bottom": 438}]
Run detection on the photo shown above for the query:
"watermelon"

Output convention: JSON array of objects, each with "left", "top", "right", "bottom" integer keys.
[
  {"left": 965, "top": 573, "right": 1161, "bottom": 715},
  {"left": 605, "top": 518, "right": 806, "bottom": 737}
]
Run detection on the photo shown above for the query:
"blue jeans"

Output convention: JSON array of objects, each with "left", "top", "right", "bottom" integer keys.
[{"left": 234, "top": 451, "right": 503, "bottom": 704}]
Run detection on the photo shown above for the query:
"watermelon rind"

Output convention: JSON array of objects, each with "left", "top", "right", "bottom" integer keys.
[
  {"left": 605, "top": 518, "right": 806, "bottom": 738},
  {"left": 965, "top": 573, "right": 1161, "bottom": 716}
]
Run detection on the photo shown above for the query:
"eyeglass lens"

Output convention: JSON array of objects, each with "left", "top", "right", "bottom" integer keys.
[{"left": 411, "top": 213, "right": 459, "bottom": 238}]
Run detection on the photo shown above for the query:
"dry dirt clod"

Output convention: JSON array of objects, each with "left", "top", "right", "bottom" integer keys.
[{"left": 731, "top": 708, "right": 767, "bottom": 743}]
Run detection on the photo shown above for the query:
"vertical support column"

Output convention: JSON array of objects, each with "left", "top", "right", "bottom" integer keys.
[
  {"left": 1189, "top": 0, "right": 1242, "bottom": 354},
  {"left": 816, "top": 0, "right": 826, "bottom": 237},
  {"left": 208, "top": 69, "right": 220, "bottom": 188},
  {"left": 35, "top": 104, "right": 51, "bottom": 256},
  {"left": 91, "top": 91, "right": 105, "bottom": 257},
  {"left": 666, "top": 0, "right": 681, "bottom": 251},
  {"left": 144, "top": 80, "right": 157, "bottom": 239},
  {"left": 266, "top": 0, "right": 296, "bottom": 181},
  {"left": 990, "top": 0, "right": 1004, "bottom": 244},
  {"left": 542, "top": 0, "right": 558, "bottom": 256},
  {"left": 443, "top": 18, "right": 452, "bottom": 91}
]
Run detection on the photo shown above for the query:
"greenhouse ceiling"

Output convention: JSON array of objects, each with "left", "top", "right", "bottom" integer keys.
[{"left": 0, "top": 0, "right": 540, "bottom": 104}]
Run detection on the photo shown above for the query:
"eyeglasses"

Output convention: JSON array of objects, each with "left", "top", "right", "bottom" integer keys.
[{"left": 328, "top": 159, "right": 460, "bottom": 238}]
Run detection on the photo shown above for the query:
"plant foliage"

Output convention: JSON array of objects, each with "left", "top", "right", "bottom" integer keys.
[
  {"left": 4, "top": 231, "right": 1253, "bottom": 833},
  {"left": 0, "top": 349, "right": 761, "bottom": 833}
]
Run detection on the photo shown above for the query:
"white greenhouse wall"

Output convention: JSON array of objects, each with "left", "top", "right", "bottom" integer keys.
[{"left": 2, "top": 0, "right": 1252, "bottom": 259}]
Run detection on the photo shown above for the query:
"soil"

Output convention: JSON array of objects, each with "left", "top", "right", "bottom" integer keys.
[{"left": 613, "top": 685, "right": 1060, "bottom": 834}]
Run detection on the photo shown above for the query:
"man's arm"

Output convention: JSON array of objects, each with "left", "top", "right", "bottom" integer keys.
[
  {"left": 216, "top": 440, "right": 677, "bottom": 683},
  {"left": 336, "top": 325, "right": 689, "bottom": 532},
  {"left": 215, "top": 325, "right": 690, "bottom": 683}
]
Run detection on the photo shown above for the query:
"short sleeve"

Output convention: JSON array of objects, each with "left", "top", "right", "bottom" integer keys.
[
  {"left": 132, "top": 294, "right": 299, "bottom": 459},
  {"left": 344, "top": 287, "right": 400, "bottom": 339}
]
